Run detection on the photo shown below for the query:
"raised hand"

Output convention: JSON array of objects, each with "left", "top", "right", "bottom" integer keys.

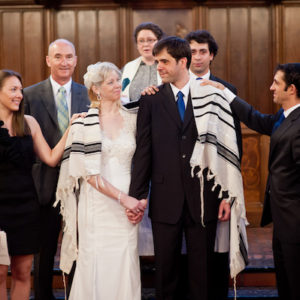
[{"left": 141, "top": 85, "right": 159, "bottom": 96}]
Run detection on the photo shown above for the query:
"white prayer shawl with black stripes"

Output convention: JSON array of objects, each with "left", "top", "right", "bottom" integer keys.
[
  {"left": 190, "top": 81, "right": 248, "bottom": 279},
  {"left": 54, "top": 107, "right": 102, "bottom": 274}
]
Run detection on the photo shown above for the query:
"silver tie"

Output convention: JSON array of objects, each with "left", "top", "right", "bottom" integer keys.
[{"left": 56, "top": 86, "right": 69, "bottom": 135}]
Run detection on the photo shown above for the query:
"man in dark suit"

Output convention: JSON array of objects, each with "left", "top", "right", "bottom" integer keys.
[
  {"left": 208, "top": 63, "right": 300, "bottom": 300},
  {"left": 23, "top": 39, "right": 90, "bottom": 300},
  {"left": 185, "top": 29, "right": 243, "bottom": 300},
  {"left": 129, "top": 36, "right": 230, "bottom": 300}
]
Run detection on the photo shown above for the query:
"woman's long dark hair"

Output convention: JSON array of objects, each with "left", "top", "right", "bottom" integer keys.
[{"left": 0, "top": 69, "right": 30, "bottom": 136}]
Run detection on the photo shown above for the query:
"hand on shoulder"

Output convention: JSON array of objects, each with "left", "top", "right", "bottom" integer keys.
[
  {"left": 70, "top": 112, "right": 87, "bottom": 124},
  {"left": 141, "top": 85, "right": 159, "bottom": 96},
  {"left": 200, "top": 79, "right": 225, "bottom": 90}
]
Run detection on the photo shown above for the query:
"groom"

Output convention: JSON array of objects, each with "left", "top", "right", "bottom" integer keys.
[{"left": 128, "top": 36, "right": 231, "bottom": 300}]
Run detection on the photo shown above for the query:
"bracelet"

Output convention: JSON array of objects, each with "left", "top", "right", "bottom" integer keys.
[{"left": 117, "top": 191, "right": 122, "bottom": 204}]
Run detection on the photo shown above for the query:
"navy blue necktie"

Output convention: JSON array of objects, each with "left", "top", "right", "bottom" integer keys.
[
  {"left": 177, "top": 91, "right": 185, "bottom": 122},
  {"left": 196, "top": 77, "right": 203, "bottom": 80},
  {"left": 272, "top": 111, "right": 285, "bottom": 134}
]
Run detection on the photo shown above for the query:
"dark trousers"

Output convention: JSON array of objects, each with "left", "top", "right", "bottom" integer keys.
[
  {"left": 211, "top": 252, "right": 229, "bottom": 300},
  {"left": 34, "top": 202, "right": 61, "bottom": 300},
  {"left": 273, "top": 232, "right": 300, "bottom": 300},
  {"left": 152, "top": 205, "right": 217, "bottom": 300}
]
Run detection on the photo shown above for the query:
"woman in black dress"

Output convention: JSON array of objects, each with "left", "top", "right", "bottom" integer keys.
[{"left": 0, "top": 70, "right": 80, "bottom": 300}]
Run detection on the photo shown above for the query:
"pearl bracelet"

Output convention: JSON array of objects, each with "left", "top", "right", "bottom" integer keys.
[{"left": 117, "top": 191, "right": 122, "bottom": 204}]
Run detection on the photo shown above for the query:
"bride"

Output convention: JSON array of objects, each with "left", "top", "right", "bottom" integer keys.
[{"left": 55, "top": 62, "right": 147, "bottom": 300}]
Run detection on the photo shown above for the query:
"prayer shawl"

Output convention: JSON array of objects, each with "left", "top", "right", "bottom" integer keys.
[
  {"left": 54, "top": 107, "right": 103, "bottom": 274},
  {"left": 190, "top": 80, "right": 248, "bottom": 278}
]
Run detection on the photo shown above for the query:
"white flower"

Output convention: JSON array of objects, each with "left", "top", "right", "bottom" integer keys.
[{"left": 83, "top": 62, "right": 102, "bottom": 89}]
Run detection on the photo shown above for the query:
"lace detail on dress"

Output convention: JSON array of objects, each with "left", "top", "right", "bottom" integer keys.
[{"left": 101, "top": 108, "right": 136, "bottom": 170}]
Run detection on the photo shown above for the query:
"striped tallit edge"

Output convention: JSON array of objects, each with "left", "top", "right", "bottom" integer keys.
[{"left": 197, "top": 132, "right": 240, "bottom": 171}]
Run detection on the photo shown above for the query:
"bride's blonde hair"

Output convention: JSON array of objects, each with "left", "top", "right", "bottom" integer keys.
[{"left": 83, "top": 62, "right": 121, "bottom": 109}]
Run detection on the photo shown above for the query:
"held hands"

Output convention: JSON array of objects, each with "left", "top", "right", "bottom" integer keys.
[
  {"left": 123, "top": 198, "right": 148, "bottom": 225},
  {"left": 218, "top": 199, "right": 231, "bottom": 221},
  {"left": 120, "top": 194, "right": 146, "bottom": 211}
]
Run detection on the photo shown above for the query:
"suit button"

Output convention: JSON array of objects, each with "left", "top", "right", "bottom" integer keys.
[
  {"left": 182, "top": 154, "right": 186, "bottom": 158},
  {"left": 182, "top": 135, "right": 186, "bottom": 140}
]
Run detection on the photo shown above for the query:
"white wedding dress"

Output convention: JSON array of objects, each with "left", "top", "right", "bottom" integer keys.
[{"left": 69, "top": 109, "right": 141, "bottom": 300}]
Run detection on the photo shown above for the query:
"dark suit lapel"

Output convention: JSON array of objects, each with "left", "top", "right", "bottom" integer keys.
[
  {"left": 160, "top": 83, "right": 182, "bottom": 129},
  {"left": 70, "top": 81, "right": 81, "bottom": 115},
  {"left": 209, "top": 74, "right": 216, "bottom": 81},
  {"left": 182, "top": 93, "right": 193, "bottom": 132},
  {"left": 269, "top": 107, "right": 300, "bottom": 163},
  {"left": 41, "top": 79, "right": 59, "bottom": 129}
]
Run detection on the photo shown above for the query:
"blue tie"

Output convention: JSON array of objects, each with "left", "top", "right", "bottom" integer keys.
[
  {"left": 272, "top": 111, "right": 285, "bottom": 134},
  {"left": 177, "top": 91, "right": 185, "bottom": 122},
  {"left": 196, "top": 77, "right": 203, "bottom": 80}
]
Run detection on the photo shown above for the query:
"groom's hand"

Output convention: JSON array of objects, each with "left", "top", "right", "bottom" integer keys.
[
  {"left": 125, "top": 198, "right": 147, "bottom": 224},
  {"left": 218, "top": 199, "right": 231, "bottom": 221},
  {"left": 125, "top": 209, "right": 144, "bottom": 224}
]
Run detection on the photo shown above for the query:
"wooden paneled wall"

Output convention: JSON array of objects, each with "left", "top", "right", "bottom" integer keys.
[{"left": 1, "top": 0, "right": 300, "bottom": 226}]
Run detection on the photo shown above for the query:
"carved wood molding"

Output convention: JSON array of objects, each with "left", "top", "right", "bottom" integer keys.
[{"left": 3, "top": 0, "right": 300, "bottom": 9}]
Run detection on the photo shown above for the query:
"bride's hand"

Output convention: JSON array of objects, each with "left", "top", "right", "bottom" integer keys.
[
  {"left": 120, "top": 194, "right": 145, "bottom": 213},
  {"left": 125, "top": 198, "right": 148, "bottom": 224},
  {"left": 126, "top": 209, "right": 144, "bottom": 224},
  {"left": 139, "top": 199, "right": 147, "bottom": 210}
]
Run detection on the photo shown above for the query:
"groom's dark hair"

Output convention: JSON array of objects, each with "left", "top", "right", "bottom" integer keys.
[{"left": 153, "top": 36, "right": 191, "bottom": 69}]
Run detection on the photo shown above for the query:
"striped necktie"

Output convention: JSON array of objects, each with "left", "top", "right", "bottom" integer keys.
[{"left": 57, "top": 86, "right": 69, "bottom": 135}]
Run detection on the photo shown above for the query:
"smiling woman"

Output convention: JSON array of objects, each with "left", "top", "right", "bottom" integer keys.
[
  {"left": 55, "top": 61, "right": 147, "bottom": 300},
  {"left": 0, "top": 72, "right": 29, "bottom": 137},
  {"left": 0, "top": 69, "right": 80, "bottom": 300},
  {"left": 0, "top": 76, "right": 22, "bottom": 111}
]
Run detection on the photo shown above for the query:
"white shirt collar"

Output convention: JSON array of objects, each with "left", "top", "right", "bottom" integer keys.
[
  {"left": 189, "top": 70, "right": 210, "bottom": 81},
  {"left": 170, "top": 80, "right": 190, "bottom": 106},
  {"left": 284, "top": 103, "right": 300, "bottom": 118},
  {"left": 50, "top": 76, "right": 72, "bottom": 97}
]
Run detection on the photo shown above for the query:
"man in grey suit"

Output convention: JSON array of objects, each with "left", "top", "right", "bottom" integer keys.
[{"left": 23, "top": 39, "right": 90, "bottom": 300}]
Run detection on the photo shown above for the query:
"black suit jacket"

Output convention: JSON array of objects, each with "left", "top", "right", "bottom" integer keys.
[
  {"left": 129, "top": 83, "right": 221, "bottom": 224},
  {"left": 210, "top": 74, "right": 242, "bottom": 160},
  {"left": 231, "top": 97, "right": 300, "bottom": 243},
  {"left": 23, "top": 78, "right": 90, "bottom": 205}
]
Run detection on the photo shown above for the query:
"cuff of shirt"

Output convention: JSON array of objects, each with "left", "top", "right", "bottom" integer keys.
[{"left": 223, "top": 88, "right": 236, "bottom": 103}]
